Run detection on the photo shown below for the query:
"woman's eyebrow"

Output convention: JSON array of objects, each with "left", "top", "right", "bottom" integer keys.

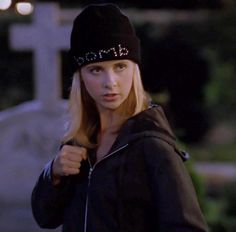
[
  {"left": 86, "top": 64, "right": 102, "bottom": 69},
  {"left": 113, "top": 61, "right": 127, "bottom": 65}
]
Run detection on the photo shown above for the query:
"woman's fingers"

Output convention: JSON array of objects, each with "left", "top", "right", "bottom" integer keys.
[
  {"left": 61, "top": 145, "right": 87, "bottom": 161},
  {"left": 52, "top": 145, "right": 87, "bottom": 178}
]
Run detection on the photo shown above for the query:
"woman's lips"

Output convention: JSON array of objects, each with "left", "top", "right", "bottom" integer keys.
[{"left": 102, "top": 93, "right": 119, "bottom": 101}]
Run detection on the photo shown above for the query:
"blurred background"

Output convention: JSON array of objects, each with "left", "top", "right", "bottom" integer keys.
[{"left": 0, "top": 0, "right": 236, "bottom": 231}]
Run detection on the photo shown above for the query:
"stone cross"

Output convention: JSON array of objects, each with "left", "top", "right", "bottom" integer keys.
[{"left": 10, "top": 3, "right": 71, "bottom": 109}]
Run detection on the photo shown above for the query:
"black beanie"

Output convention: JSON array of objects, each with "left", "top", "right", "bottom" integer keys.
[{"left": 68, "top": 4, "right": 141, "bottom": 72}]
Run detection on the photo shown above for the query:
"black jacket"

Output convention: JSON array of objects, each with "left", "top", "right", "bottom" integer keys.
[{"left": 31, "top": 105, "right": 208, "bottom": 232}]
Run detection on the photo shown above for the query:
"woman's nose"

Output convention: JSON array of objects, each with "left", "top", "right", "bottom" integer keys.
[{"left": 103, "top": 71, "right": 117, "bottom": 89}]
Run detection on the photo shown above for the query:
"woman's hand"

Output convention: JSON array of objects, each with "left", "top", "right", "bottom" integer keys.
[{"left": 52, "top": 145, "right": 87, "bottom": 185}]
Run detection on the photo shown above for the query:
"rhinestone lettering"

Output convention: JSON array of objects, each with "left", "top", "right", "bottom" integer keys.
[
  {"left": 85, "top": 52, "right": 97, "bottom": 61},
  {"left": 73, "top": 44, "right": 130, "bottom": 67},
  {"left": 74, "top": 56, "right": 84, "bottom": 66},
  {"left": 118, "top": 44, "right": 129, "bottom": 56},
  {"left": 99, "top": 47, "right": 118, "bottom": 58}
]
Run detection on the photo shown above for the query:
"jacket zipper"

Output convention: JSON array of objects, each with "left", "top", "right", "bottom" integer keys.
[{"left": 83, "top": 144, "right": 128, "bottom": 232}]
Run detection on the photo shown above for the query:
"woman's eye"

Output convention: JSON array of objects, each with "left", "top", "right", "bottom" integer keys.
[
  {"left": 89, "top": 66, "right": 101, "bottom": 74},
  {"left": 115, "top": 63, "right": 127, "bottom": 71}
]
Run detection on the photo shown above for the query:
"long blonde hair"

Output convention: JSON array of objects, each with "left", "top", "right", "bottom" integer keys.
[{"left": 63, "top": 63, "right": 149, "bottom": 148}]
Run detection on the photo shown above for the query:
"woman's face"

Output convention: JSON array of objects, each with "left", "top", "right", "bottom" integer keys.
[{"left": 81, "top": 59, "right": 134, "bottom": 113}]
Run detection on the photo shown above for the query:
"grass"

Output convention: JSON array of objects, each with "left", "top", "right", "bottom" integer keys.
[{"left": 185, "top": 142, "right": 236, "bottom": 163}]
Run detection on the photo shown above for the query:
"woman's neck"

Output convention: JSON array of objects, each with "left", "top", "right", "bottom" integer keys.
[
  {"left": 98, "top": 108, "right": 127, "bottom": 133},
  {"left": 95, "top": 110, "right": 125, "bottom": 160}
]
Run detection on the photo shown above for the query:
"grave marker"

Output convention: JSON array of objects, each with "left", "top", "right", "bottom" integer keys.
[{"left": 10, "top": 3, "right": 71, "bottom": 109}]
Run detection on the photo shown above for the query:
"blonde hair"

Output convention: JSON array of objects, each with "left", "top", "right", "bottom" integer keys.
[{"left": 63, "top": 63, "right": 149, "bottom": 148}]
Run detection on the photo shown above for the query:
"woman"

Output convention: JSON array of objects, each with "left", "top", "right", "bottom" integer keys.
[{"left": 31, "top": 4, "right": 208, "bottom": 232}]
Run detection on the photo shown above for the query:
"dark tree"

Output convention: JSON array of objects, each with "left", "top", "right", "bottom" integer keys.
[{"left": 140, "top": 26, "right": 210, "bottom": 143}]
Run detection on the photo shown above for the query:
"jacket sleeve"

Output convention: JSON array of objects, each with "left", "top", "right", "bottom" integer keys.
[
  {"left": 142, "top": 137, "right": 209, "bottom": 232},
  {"left": 31, "top": 160, "right": 75, "bottom": 229}
]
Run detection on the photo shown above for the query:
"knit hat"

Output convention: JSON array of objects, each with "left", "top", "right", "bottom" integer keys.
[{"left": 68, "top": 4, "right": 141, "bottom": 72}]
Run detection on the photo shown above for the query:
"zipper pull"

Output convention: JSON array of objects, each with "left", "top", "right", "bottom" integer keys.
[{"left": 88, "top": 167, "right": 93, "bottom": 180}]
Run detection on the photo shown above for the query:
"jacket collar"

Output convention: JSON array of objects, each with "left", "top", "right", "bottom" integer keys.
[{"left": 109, "top": 105, "right": 176, "bottom": 152}]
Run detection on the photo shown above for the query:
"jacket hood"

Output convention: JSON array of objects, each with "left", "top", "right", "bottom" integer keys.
[
  {"left": 113, "top": 105, "right": 176, "bottom": 149},
  {"left": 110, "top": 105, "right": 189, "bottom": 162}
]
